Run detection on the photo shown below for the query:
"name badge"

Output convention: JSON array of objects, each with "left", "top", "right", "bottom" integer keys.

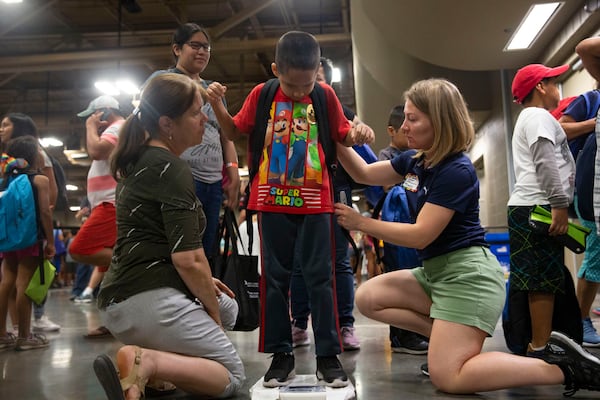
[{"left": 403, "top": 173, "right": 419, "bottom": 192}]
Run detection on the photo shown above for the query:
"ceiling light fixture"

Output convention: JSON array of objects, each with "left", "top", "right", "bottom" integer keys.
[
  {"left": 66, "top": 184, "right": 79, "bottom": 191},
  {"left": 94, "top": 78, "right": 139, "bottom": 96},
  {"left": 505, "top": 2, "right": 562, "bottom": 51},
  {"left": 39, "top": 137, "right": 64, "bottom": 148},
  {"left": 1, "top": 0, "right": 23, "bottom": 4},
  {"left": 331, "top": 67, "right": 342, "bottom": 83}
]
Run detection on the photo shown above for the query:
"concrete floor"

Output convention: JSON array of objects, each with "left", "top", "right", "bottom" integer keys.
[{"left": 2, "top": 287, "right": 600, "bottom": 400}]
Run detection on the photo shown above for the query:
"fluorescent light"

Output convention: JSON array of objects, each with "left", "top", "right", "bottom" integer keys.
[
  {"left": 2, "top": 0, "right": 23, "bottom": 4},
  {"left": 351, "top": 195, "right": 360, "bottom": 202},
  {"left": 69, "top": 206, "right": 81, "bottom": 212},
  {"left": 116, "top": 79, "right": 140, "bottom": 95},
  {"left": 94, "top": 80, "right": 120, "bottom": 96},
  {"left": 66, "top": 184, "right": 79, "bottom": 191},
  {"left": 39, "top": 137, "right": 63, "bottom": 148},
  {"left": 505, "top": 2, "right": 561, "bottom": 51},
  {"left": 332, "top": 67, "right": 341, "bottom": 83}
]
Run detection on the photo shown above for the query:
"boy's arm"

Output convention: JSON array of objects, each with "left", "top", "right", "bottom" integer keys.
[
  {"left": 221, "top": 135, "right": 240, "bottom": 209},
  {"left": 558, "top": 114, "right": 596, "bottom": 140},
  {"left": 576, "top": 37, "right": 600, "bottom": 82},
  {"left": 342, "top": 122, "right": 375, "bottom": 146},
  {"left": 206, "top": 81, "right": 243, "bottom": 141},
  {"left": 530, "top": 138, "right": 569, "bottom": 236}
]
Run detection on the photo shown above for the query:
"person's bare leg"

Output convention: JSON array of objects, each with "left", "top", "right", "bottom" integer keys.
[
  {"left": 0, "top": 258, "right": 18, "bottom": 336},
  {"left": 428, "top": 320, "right": 564, "bottom": 393},
  {"left": 577, "top": 278, "right": 600, "bottom": 318},
  {"left": 355, "top": 270, "right": 433, "bottom": 336},
  {"left": 116, "top": 345, "right": 232, "bottom": 399},
  {"left": 14, "top": 256, "right": 37, "bottom": 338},
  {"left": 8, "top": 286, "right": 17, "bottom": 329},
  {"left": 528, "top": 292, "right": 555, "bottom": 349}
]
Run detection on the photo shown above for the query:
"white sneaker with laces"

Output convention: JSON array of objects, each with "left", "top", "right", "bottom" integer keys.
[{"left": 32, "top": 316, "right": 61, "bottom": 332}]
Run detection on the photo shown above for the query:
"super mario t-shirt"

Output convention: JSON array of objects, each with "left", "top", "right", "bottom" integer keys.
[{"left": 234, "top": 82, "right": 351, "bottom": 214}]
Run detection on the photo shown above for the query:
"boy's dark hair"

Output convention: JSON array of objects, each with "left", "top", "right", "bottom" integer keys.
[
  {"left": 320, "top": 57, "right": 334, "bottom": 85},
  {"left": 5, "top": 135, "right": 39, "bottom": 170},
  {"left": 275, "top": 31, "right": 321, "bottom": 74},
  {"left": 6, "top": 113, "right": 38, "bottom": 138},
  {"left": 387, "top": 105, "right": 405, "bottom": 129}
]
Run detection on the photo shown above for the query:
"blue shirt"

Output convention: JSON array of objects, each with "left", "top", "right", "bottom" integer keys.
[
  {"left": 391, "top": 151, "right": 487, "bottom": 260},
  {"left": 563, "top": 90, "right": 600, "bottom": 221}
]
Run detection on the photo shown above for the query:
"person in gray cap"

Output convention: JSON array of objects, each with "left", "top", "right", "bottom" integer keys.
[{"left": 69, "top": 95, "right": 124, "bottom": 338}]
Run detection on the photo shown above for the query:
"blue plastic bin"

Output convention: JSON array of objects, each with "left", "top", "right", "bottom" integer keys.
[{"left": 485, "top": 232, "right": 510, "bottom": 275}]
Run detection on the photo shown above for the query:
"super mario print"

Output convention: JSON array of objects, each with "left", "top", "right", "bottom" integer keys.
[{"left": 254, "top": 100, "right": 325, "bottom": 211}]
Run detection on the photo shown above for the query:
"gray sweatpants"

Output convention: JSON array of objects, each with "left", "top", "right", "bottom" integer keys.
[{"left": 99, "top": 287, "right": 244, "bottom": 398}]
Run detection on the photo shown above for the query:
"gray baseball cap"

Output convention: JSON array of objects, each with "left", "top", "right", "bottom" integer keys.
[{"left": 77, "top": 95, "right": 120, "bottom": 118}]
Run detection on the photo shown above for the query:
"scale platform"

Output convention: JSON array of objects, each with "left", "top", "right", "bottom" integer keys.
[{"left": 250, "top": 375, "right": 356, "bottom": 400}]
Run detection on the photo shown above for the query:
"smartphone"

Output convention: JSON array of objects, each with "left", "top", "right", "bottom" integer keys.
[
  {"left": 99, "top": 109, "right": 111, "bottom": 121},
  {"left": 339, "top": 191, "right": 348, "bottom": 205}
]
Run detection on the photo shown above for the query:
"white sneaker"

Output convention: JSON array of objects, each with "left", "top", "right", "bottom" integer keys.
[{"left": 32, "top": 316, "right": 61, "bottom": 332}]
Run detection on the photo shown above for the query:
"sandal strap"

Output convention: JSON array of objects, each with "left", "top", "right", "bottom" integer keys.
[{"left": 119, "top": 346, "right": 147, "bottom": 398}]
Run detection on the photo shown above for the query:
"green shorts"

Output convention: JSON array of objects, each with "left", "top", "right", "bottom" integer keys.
[{"left": 412, "top": 246, "right": 506, "bottom": 336}]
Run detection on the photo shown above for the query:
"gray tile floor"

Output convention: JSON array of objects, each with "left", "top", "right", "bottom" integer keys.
[{"left": 2, "top": 287, "right": 600, "bottom": 399}]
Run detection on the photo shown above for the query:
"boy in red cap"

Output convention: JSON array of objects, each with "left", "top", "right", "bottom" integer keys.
[{"left": 508, "top": 63, "right": 576, "bottom": 356}]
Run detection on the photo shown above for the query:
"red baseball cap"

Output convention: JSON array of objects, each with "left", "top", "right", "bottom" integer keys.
[{"left": 511, "top": 64, "right": 569, "bottom": 104}]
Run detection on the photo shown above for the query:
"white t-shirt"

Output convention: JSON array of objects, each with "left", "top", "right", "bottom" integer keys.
[
  {"left": 87, "top": 120, "right": 123, "bottom": 209},
  {"left": 508, "top": 107, "right": 575, "bottom": 206}
]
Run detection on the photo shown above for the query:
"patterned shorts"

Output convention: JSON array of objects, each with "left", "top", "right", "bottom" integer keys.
[{"left": 508, "top": 205, "right": 565, "bottom": 293}]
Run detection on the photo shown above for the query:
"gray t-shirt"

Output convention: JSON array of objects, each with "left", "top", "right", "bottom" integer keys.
[
  {"left": 98, "top": 146, "right": 206, "bottom": 309},
  {"left": 144, "top": 69, "right": 224, "bottom": 183}
]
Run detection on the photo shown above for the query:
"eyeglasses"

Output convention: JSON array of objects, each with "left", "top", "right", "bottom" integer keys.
[{"left": 186, "top": 41, "right": 211, "bottom": 52}]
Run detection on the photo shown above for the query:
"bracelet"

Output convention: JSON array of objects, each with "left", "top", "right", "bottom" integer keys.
[{"left": 225, "top": 162, "right": 238, "bottom": 168}]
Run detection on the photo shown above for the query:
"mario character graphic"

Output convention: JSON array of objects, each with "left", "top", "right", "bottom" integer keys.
[
  {"left": 287, "top": 103, "right": 309, "bottom": 185},
  {"left": 304, "top": 104, "right": 323, "bottom": 186},
  {"left": 268, "top": 106, "right": 291, "bottom": 184}
]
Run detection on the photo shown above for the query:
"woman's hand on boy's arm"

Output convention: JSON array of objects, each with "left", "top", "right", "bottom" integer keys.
[{"left": 343, "top": 122, "right": 374, "bottom": 146}]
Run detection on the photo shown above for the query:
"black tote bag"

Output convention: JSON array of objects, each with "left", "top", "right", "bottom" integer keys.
[{"left": 218, "top": 209, "right": 260, "bottom": 331}]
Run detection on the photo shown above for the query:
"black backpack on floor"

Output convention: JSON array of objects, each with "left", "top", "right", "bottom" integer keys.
[{"left": 502, "top": 264, "right": 583, "bottom": 355}]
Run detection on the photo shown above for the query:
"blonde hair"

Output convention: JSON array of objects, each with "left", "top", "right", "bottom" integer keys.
[{"left": 404, "top": 78, "right": 474, "bottom": 167}]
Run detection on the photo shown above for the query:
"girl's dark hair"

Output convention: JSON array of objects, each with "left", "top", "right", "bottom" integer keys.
[
  {"left": 110, "top": 73, "right": 199, "bottom": 179},
  {"left": 275, "top": 31, "right": 321, "bottom": 74},
  {"left": 6, "top": 112, "right": 38, "bottom": 138},
  {"left": 5, "top": 135, "right": 39, "bottom": 171},
  {"left": 171, "top": 23, "right": 210, "bottom": 63}
]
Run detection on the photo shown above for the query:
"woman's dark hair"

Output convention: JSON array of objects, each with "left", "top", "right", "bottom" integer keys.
[
  {"left": 110, "top": 73, "right": 200, "bottom": 179},
  {"left": 5, "top": 135, "right": 39, "bottom": 171},
  {"left": 6, "top": 112, "right": 38, "bottom": 138},
  {"left": 171, "top": 23, "right": 210, "bottom": 63}
]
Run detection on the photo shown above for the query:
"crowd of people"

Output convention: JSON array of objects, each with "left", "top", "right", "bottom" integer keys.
[{"left": 3, "top": 27, "right": 600, "bottom": 399}]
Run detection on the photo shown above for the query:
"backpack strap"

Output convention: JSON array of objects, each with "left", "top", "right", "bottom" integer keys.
[
  {"left": 370, "top": 192, "right": 387, "bottom": 264},
  {"left": 310, "top": 83, "right": 336, "bottom": 174}
]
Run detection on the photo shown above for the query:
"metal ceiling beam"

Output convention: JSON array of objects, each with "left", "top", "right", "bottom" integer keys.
[
  {"left": 209, "top": 0, "right": 280, "bottom": 40},
  {"left": 0, "top": 33, "right": 351, "bottom": 74}
]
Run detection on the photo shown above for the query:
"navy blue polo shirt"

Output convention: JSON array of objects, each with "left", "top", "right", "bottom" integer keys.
[{"left": 391, "top": 151, "right": 487, "bottom": 260}]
